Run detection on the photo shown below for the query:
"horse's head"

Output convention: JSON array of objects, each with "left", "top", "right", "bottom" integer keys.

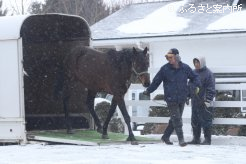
[{"left": 132, "top": 47, "right": 150, "bottom": 87}]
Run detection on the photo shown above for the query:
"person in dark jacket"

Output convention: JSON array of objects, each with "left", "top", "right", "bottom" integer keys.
[
  {"left": 143, "top": 48, "right": 200, "bottom": 147},
  {"left": 187, "top": 57, "right": 216, "bottom": 145}
]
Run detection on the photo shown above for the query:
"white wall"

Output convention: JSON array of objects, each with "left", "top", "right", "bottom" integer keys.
[
  {"left": 149, "top": 36, "right": 246, "bottom": 72},
  {"left": 0, "top": 40, "right": 21, "bottom": 117},
  {"left": 0, "top": 39, "right": 26, "bottom": 142}
]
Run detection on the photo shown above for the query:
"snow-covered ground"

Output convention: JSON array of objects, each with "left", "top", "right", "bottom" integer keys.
[{"left": 1, "top": 134, "right": 246, "bottom": 164}]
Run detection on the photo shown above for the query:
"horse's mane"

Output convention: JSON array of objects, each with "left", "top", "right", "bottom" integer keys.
[{"left": 107, "top": 48, "right": 134, "bottom": 70}]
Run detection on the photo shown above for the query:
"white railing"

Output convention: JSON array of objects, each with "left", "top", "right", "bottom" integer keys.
[{"left": 125, "top": 83, "right": 246, "bottom": 126}]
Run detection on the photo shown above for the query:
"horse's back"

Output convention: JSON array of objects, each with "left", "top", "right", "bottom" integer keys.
[{"left": 69, "top": 46, "right": 113, "bottom": 90}]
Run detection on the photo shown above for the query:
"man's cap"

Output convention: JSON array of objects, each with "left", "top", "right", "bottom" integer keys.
[
  {"left": 165, "top": 48, "right": 179, "bottom": 57},
  {"left": 169, "top": 48, "right": 179, "bottom": 55}
]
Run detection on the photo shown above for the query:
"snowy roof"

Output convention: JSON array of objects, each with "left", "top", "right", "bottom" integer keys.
[
  {"left": 0, "top": 15, "right": 30, "bottom": 40},
  {"left": 91, "top": 0, "right": 246, "bottom": 40}
]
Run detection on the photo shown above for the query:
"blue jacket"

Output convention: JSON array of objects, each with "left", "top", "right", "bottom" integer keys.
[{"left": 147, "top": 62, "right": 200, "bottom": 103}]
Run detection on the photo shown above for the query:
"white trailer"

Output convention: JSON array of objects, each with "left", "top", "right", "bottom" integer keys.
[{"left": 0, "top": 14, "right": 91, "bottom": 144}]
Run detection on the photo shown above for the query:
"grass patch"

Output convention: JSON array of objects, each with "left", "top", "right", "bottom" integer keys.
[{"left": 29, "top": 129, "right": 157, "bottom": 143}]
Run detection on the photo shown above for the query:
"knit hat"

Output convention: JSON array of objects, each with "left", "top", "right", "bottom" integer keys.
[{"left": 165, "top": 48, "right": 181, "bottom": 62}]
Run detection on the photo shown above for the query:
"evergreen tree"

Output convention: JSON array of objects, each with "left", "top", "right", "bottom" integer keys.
[
  {"left": 213, "top": 91, "right": 243, "bottom": 135},
  {"left": 143, "top": 94, "right": 169, "bottom": 134},
  {"left": 95, "top": 101, "right": 124, "bottom": 133}
]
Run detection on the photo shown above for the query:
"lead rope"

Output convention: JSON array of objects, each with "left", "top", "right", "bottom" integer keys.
[
  {"left": 131, "top": 67, "right": 148, "bottom": 86},
  {"left": 194, "top": 94, "right": 213, "bottom": 116}
]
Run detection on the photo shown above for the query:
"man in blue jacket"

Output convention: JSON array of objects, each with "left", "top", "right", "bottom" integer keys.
[
  {"left": 187, "top": 57, "right": 216, "bottom": 145},
  {"left": 143, "top": 48, "right": 200, "bottom": 147}
]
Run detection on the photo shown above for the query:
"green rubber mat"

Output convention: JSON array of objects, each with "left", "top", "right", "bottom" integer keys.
[{"left": 27, "top": 129, "right": 159, "bottom": 145}]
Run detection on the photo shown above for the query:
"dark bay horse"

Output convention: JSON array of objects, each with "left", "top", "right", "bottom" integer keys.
[{"left": 62, "top": 46, "right": 150, "bottom": 144}]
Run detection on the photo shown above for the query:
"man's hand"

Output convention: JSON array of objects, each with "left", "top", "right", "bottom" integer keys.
[{"left": 195, "top": 87, "right": 200, "bottom": 95}]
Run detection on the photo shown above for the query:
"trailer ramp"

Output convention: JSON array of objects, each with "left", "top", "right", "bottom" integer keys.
[{"left": 27, "top": 129, "right": 159, "bottom": 146}]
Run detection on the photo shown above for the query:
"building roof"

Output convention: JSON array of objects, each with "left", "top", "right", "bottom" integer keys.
[{"left": 91, "top": 0, "right": 246, "bottom": 40}]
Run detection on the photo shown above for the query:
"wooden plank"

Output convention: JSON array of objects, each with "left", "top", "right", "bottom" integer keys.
[
  {"left": 131, "top": 117, "right": 246, "bottom": 125},
  {"left": 126, "top": 100, "right": 166, "bottom": 106},
  {"left": 214, "top": 101, "right": 246, "bottom": 107},
  {"left": 131, "top": 117, "right": 190, "bottom": 123},
  {"left": 126, "top": 100, "right": 246, "bottom": 108},
  {"left": 215, "top": 84, "right": 242, "bottom": 90},
  {"left": 213, "top": 118, "right": 246, "bottom": 125},
  {"left": 149, "top": 66, "right": 246, "bottom": 74}
]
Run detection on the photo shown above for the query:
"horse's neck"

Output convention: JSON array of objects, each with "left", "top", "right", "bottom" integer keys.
[{"left": 106, "top": 48, "right": 133, "bottom": 78}]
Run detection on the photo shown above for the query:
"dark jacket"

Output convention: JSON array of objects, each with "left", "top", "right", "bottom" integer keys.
[
  {"left": 146, "top": 62, "right": 200, "bottom": 103},
  {"left": 190, "top": 57, "right": 216, "bottom": 106}
]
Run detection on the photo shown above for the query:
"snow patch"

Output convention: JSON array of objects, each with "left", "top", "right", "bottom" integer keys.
[
  {"left": 117, "top": 0, "right": 189, "bottom": 34},
  {"left": 1, "top": 135, "right": 246, "bottom": 164},
  {"left": 207, "top": 10, "right": 246, "bottom": 31}
]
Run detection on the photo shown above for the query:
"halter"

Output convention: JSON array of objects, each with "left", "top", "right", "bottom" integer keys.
[{"left": 132, "top": 67, "right": 149, "bottom": 85}]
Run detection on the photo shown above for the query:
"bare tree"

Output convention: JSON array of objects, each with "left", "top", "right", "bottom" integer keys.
[
  {"left": 6, "top": 0, "right": 37, "bottom": 15},
  {"left": 0, "top": 0, "right": 7, "bottom": 16}
]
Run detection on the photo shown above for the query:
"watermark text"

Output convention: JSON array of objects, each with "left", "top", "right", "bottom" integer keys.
[{"left": 177, "top": 4, "right": 242, "bottom": 13}]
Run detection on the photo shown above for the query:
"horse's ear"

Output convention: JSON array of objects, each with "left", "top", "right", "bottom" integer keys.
[
  {"left": 132, "top": 47, "right": 137, "bottom": 60},
  {"left": 143, "top": 47, "right": 148, "bottom": 54}
]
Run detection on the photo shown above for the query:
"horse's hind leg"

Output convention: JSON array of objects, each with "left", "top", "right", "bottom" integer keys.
[
  {"left": 86, "top": 91, "right": 103, "bottom": 133},
  {"left": 102, "top": 97, "right": 117, "bottom": 139},
  {"left": 63, "top": 96, "right": 73, "bottom": 134}
]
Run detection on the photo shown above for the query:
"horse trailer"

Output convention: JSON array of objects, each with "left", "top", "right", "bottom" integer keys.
[{"left": 0, "top": 14, "right": 91, "bottom": 144}]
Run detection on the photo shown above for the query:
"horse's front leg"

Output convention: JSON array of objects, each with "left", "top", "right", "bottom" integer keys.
[
  {"left": 101, "top": 97, "right": 117, "bottom": 139},
  {"left": 63, "top": 96, "right": 73, "bottom": 134},
  {"left": 116, "top": 96, "right": 138, "bottom": 145}
]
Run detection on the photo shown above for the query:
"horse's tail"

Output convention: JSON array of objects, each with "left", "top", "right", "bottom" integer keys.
[{"left": 75, "top": 46, "right": 88, "bottom": 70}]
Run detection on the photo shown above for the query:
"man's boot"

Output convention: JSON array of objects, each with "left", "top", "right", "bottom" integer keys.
[
  {"left": 187, "top": 127, "right": 201, "bottom": 145},
  {"left": 161, "top": 136, "right": 173, "bottom": 145},
  {"left": 201, "top": 128, "right": 211, "bottom": 145},
  {"left": 161, "top": 123, "right": 174, "bottom": 145},
  {"left": 176, "top": 127, "right": 187, "bottom": 147}
]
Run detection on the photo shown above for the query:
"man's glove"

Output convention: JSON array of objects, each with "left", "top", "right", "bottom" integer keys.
[
  {"left": 142, "top": 90, "right": 150, "bottom": 96},
  {"left": 195, "top": 87, "right": 200, "bottom": 95},
  {"left": 204, "top": 101, "right": 211, "bottom": 108}
]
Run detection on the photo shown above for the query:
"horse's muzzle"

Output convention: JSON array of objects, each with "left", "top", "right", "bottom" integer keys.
[{"left": 143, "top": 81, "right": 150, "bottom": 87}]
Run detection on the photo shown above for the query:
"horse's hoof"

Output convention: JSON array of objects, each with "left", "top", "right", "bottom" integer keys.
[
  {"left": 126, "top": 136, "right": 136, "bottom": 141},
  {"left": 130, "top": 141, "right": 139, "bottom": 145},
  {"left": 101, "top": 134, "right": 109, "bottom": 139}
]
